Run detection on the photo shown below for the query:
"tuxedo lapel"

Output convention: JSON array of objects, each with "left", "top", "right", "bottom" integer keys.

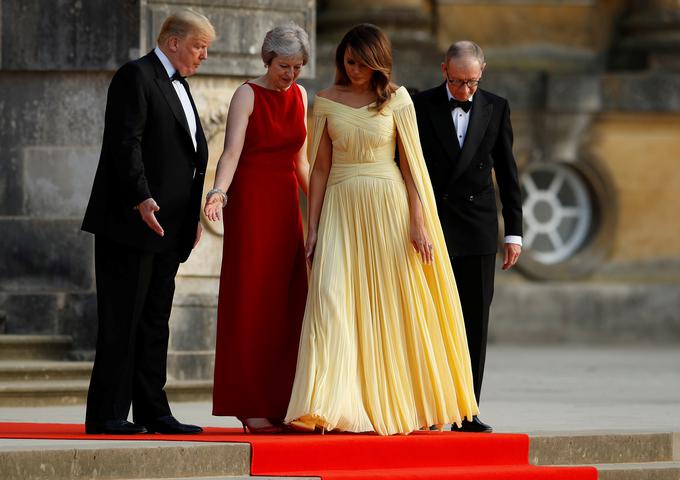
[
  {"left": 155, "top": 78, "right": 193, "bottom": 140},
  {"left": 187, "top": 88, "right": 208, "bottom": 173},
  {"left": 171, "top": 76, "right": 208, "bottom": 170},
  {"left": 147, "top": 52, "right": 193, "bottom": 142},
  {"left": 429, "top": 83, "right": 461, "bottom": 162},
  {"left": 447, "top": 90, "right": 493, "bottom": 185}
]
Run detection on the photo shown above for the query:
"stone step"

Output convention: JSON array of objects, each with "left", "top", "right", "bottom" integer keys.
[
  {"left": 0, "top": 432, "right": 678, "bottom": 479},
  {"left": 0, "top": 443, "right": 250, "bottom": 480},
  {"left": 530, "top": 432, "right": 677, "bottom": 465},
  {"left": 595, "top": 461, "right": 680, "bottom": 480},
  {"left": 0, "top": 335, "right": 72, "bottom": 361},
  {"left": 0, "top": 379, "right": 212, "bottom": 406},
  {"left": 162, "top": 477, "right": 319, "bottom": 479},
  {"left": 0, "top": 360, "right": 93, "bottom": 381}
]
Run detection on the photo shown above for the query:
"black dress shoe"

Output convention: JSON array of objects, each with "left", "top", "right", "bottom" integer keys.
[
  {"left": 142, "top": 415, "right": 203, "bottom": 434},
  {"left": 450, "top": 416, "right": 493, "bottom": 433},
  {"left": 85, "top": 420, "right": 148, "bottom": 435}
]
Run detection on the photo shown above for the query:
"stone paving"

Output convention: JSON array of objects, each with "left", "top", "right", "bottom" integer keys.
[{"left": 0, "top": 345, "right": 678, "bottom": 449}]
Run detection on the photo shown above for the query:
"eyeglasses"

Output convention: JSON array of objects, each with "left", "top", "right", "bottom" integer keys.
[{"left": 445, "top": 71, "right": 481, "bottom": 88}]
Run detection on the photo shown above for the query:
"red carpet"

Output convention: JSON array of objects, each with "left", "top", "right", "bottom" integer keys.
[{"left": 0, "top": 422, "right": 597, "bottom": 479}]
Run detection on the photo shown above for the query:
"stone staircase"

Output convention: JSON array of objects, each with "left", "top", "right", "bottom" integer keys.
[
  {"left": 532, "top": 432, "right": 680, "bottom": 479},
  {"left": 0, "top": 432, "right": 677, "bottom": 479},
  {"left": 0, "top": 334, "right": 212, "bottom": 406}
]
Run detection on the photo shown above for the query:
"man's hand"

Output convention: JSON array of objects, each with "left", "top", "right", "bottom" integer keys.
[
  {"left": 137, "top": 198, "right": 164, "bottom": 237},
  {"left": 193, "top": 222, "right": 202, "bottom": 248},
  {"left": 502, "top": 242, "right": 521, "bottom": 271}
]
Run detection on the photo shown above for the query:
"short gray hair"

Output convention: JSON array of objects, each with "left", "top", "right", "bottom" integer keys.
[
  {"left": 445, "top": 41, "right": 485, "bottom": 66},
  {"left": 261, "top": 23, "right": 310, "bottom": 65}
]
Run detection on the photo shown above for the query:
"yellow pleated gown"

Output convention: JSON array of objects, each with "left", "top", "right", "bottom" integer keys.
[{"left": 285, "top": 87, "right": 479, "bottom": 435}]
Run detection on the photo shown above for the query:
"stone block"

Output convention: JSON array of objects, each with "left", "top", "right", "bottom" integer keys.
[
  {"left": 0, "top": 72, "right": 108, "bottom": 148},
  {"left": 0, "top": 444, "right": 250, "bottom": 480},
  {"left": 0, "top": 72, "right": 108, "bottom": 217},
  {"left": 169, "top": 302, "right": 217, "bottom": 351},
  {"left": 1, "top": 0, "right": 139, "bottom": 70},
  {"left": 23, "top": 146, "right": 99, "bottom": 218},
  {"left": 0, "top": 293, "right": 60, "bottom": 334},
  {"left": 491, "top": 282, "right": 680, "bottom": 344},
  {"left": 167, "top": 294, "right": 217, "bottom": 380},
  {"left": 141, "top": 0, "right": 316, "bottom": 78},
  {"left": 531, "top": 433, "right": 674, "bottom": 465},
  {"left": 539, "top": 112, "right": 594, "bottom": 162},
  {"left": 482, "top": 72, "right": 547, "bottom": 111},
  {"left": 0, "top": 149, "right": 23, "bottom": 216},
  {"left": 434, "top": 1, "right": 622, "bottom": 56},
  {"left": 0, "top": 219, "right": 94, "bottom": 292},
  {"left": 0, "top": 292, "right": 96, "bottom": 350},
  {"left": 547, "top": 74, "right": 602, "bottom": 113},
  {"left": 591, "top": 113, "right": 680, "bottom": 263},
  {"left": 602, "top": 73, "right": 680, "bottom": 112},
  {"left": 167, "top": 351, "right": 215, "bottom": 380},
  {"left": 59, "top": 293, "right": 98, "bottom": 352}
]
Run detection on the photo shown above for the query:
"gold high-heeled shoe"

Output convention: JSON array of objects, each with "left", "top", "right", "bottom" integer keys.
[
  {"left": 288, "top": 419, "right": 316, "bottom": 432},
  {"left": 287, "top": 416, "right": 326, "bottom": 434}
]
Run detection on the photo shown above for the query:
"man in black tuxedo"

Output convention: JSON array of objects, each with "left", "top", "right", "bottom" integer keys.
[
  {"left": 413, "top": 41, "right": 523, "bottom": 433},
  {"left": 82, "top": 10, "right": 215, "bottom": 435}
]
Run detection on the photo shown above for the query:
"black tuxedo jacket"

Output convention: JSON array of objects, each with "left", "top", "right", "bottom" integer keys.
[
  {"left": 82, "top": 51, "right": 208, "bottom": 262},
  {"left": 413, "top": 83, "right": 522, "bottom": 256}
]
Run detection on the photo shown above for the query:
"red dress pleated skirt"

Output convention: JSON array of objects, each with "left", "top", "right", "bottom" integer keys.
[{"left": 212, "top": 82, "right": 308, "bottom": 418}]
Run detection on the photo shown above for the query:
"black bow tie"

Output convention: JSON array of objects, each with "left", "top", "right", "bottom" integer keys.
[
  {"left": 449, "top": 98, "right": 472, "bottom": 113},
  {"left": 171, "top": 71, "right": 188, "bottom": 88}
]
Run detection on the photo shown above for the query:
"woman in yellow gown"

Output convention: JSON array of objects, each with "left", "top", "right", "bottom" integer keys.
[{"left": 285, "top": 24, "right": 479, "bottom": 436}]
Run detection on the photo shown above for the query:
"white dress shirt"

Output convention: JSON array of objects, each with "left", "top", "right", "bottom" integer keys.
[
  {"left": 154, "top": 47, "right": 198, "bottom": 152},
  {"left": 445, "top": 87, "right": 522, "bottom": 247}
]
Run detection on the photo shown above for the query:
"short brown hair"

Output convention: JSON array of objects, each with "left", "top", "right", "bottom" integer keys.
[
  {"left": 335, "top": 24, "right": 397, "bottom": 112},
  {"left": 157, "top": 9, "right": 216, "bottom": 45}
]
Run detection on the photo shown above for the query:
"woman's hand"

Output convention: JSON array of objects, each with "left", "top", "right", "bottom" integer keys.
[
  {"left": 305, "top": 229, "right": 318, "bottom": 266},
  {"left": 204, "top": 193, "right": 225, "bottom": 222},
  {"left": 410, "top": 216, "right": 433, "bottom": 264}
]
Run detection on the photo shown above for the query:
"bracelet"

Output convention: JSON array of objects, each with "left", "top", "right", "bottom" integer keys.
[{"left": 206, "top": 188, "right": 228, "bottom": 207}]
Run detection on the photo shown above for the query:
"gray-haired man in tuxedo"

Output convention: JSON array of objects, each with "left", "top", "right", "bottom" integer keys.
[{"left": 413, "top": 41, "right": 523, "bottom": 432}]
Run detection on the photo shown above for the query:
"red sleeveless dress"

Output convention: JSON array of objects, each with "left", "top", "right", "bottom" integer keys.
[{"left": 212, "top": 82, "right": 308, "bottom": 419}]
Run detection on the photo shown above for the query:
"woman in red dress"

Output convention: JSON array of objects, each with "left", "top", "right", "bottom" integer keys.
[{"left": 204, "top": 24, "right": 310, "bottom": 434}]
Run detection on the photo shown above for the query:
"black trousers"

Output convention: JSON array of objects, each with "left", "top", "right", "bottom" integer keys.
[
  {"left": 450, "top": 254, "right": 496, "bottom": 404},
  {"left": 85, "top": 236, "right": 179, "bottom": 425}
]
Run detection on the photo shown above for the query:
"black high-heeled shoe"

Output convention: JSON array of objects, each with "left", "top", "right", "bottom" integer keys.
[{"left": 237, "top": 417, "right": 284, "bottom": 434}]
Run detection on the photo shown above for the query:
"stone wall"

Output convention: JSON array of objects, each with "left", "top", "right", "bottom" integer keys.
[
  {"left": 305, "top": 0, "right": 680, "bottom": 344},
  {"left": 0, "top": 0, "right": 316, "bottom": 370}
]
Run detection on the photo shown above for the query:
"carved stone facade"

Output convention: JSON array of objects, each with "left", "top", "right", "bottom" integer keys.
[
  {"left": 1, "top": 0, "right": 678, "bottom": 378},
  {"left": 0, "top": 0, "right": 316, "bottom": 378}
]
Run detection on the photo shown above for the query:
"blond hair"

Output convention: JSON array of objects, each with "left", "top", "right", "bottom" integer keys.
[{"left": 157, "top": 9, "right": 216, "bottom": 45}]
